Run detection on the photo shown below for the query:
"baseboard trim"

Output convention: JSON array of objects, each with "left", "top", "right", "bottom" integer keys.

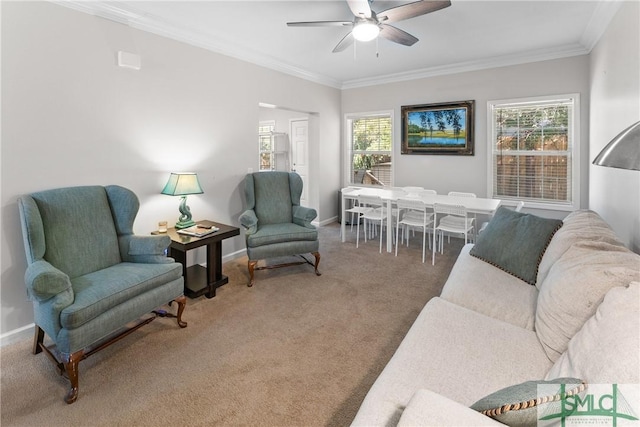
[
  {"left": 0, "top": 323, "right": 34, "bottom": 347},
  {"left": 319, "top": 216, "right": 338, "bottom": 227},
  {"left": 222, "top": 248, "right": 246, "bottom": 263}
]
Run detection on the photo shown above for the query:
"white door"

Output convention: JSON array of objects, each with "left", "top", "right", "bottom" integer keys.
[{"left": 290, "top": 119, "right": 309, "bottom": 205}]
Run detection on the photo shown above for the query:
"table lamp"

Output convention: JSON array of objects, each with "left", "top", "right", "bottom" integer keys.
[{"left": 161, "top": 172, "right": 204, "bottom": 229}]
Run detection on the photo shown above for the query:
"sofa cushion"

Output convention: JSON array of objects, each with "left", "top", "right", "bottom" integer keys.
[
  {"left": 61, "top": 262, "right": 182, "bottom": 329},
  {"left": 350, "top": 297, "right": 553, "bottom": 427},
  {"left": 246, "top": 223, "right": 318, "bottom": 248},
  {"left": 536, "top": 210, "right": 625, "bottom": 288},
  {"left": 535, "top": 242, "right": 640, "bottom": 362},
  {"left": 441, "top": 244, "right": 538, "bottom": 330},
  {"left": 470, "top": 207, "right": 562, "bottom": 285},
  {"left": 470, "top": 378, "right": 587, "bottom": 427},
  {"left": 545, "top": 282, "right": 640, "bottom": 384}
]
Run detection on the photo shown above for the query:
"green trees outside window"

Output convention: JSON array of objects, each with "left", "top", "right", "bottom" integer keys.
[{"left": 349, "top": 114, "right": 392, "bottom": 186}]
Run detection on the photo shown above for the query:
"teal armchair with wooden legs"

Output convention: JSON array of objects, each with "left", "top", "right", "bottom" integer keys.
[
  {"left": 239, "top": 171, "right": 321, "bottom": 287},
  {"left": 18, "top": 185, "right": 187, "bottom": 404}
]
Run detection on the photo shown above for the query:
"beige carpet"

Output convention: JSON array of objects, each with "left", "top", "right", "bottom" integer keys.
[{"left": 1, "top": 223, "right": 463, "bottom": 426}]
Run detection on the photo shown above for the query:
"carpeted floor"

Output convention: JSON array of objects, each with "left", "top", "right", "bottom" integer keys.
[{"left": 0, "top": 222, "right": 463, "bottom": 426}]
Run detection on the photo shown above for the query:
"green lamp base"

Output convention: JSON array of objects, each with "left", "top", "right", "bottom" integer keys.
[
  {"left": 174, "top": 195, "right": 196, "bottom": 229},
  {"left": 175, "top": 219, "right": 196, "bottom": 229}
]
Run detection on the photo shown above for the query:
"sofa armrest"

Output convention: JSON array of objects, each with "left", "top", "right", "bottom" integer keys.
[
  {"left": 398, "top": 389, "right": 505, "bottom": 427},
  {"left": 120, "top": 235, "right": 173, "bottom": 264},
  {"left": 25, "top": 260, "right": 73, "bottom": 302},
  {"left": 239, "top": 209, "right": 258, "bottom": 235},
  {"left": 292, "top": 205, "right": 317, "bottom": 228}
]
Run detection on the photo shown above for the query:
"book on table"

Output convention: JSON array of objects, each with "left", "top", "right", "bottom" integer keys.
[{"left": 176, "top": 222, "right": 220, "bottom": 237}]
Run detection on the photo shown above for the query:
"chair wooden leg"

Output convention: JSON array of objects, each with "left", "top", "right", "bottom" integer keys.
[
  {"left": 312, "top": 252, "right": 321, "bottom": 276},
  {"left": 33, "top": 325, "right": 44, "bottom": 355},
  {"left": 172, "top": 295, "right": 188, "bottom": 328},
  {"left": 248, "top": 260, "right": 258, "bottom": 287},
  {"left": 63, "top": 350, "right": 83, "bottom": 404}
]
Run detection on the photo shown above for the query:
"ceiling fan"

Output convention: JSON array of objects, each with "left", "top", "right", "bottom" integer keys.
[{"left": 287, "top": 0, "right": 451, "bottom": 53}]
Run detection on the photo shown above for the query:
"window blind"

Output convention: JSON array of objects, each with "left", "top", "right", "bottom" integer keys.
[{"left": 491, "top": 98, "right": 574, "bottom": 205}]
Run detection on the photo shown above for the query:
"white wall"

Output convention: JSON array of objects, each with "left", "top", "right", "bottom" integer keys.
[
  {"left": 588, "top": 1, "right": 640, "bottom": 253},
  {"left": 0, "top": 2, "right": 340, "bottom": 337},
  {"left": 342, "top": 56, "right": 591, "bottom": 220}
]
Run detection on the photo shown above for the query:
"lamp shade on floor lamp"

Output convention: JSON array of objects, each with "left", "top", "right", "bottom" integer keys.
[{"left": 592, "top": 121, "right": 640, "bottom": 171}]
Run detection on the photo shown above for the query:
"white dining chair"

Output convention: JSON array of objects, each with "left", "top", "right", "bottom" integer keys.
[
  {"left": 445, "top": 191, "right": 477, "bottom": 241},
  {"left": 395, "top": 198, "right": 434, "bottom": 263},
  {"left": 447, "top": 191, "right": 476, "bottom": 198},
  {"left": 402, "top": 189, "right": 437, "bottom": 240},
  {"left": 402, "top": 186, "right": 424, "bottom": 197},
  {"left": 432, "top": 203, "right": 474, "bottom": 265},
  {"left": 344, "top": 193, "right": 372, "bottom": 235},
  {"left": 356, "top": 195, "right": 387, "bottom": 253}
]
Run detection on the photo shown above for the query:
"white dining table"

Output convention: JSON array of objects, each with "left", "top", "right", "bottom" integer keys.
[{"left": 340, "top": 187, "right": 502, "bottom": 252}]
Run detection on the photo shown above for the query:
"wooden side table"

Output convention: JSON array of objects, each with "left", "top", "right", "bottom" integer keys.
[{"left": 164, "top": 221, "right": 240, "bottom": 299}]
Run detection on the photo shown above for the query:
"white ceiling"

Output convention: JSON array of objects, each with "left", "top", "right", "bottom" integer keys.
[{"left": 60, "top": 0, "right": 620, "bottom": 89}]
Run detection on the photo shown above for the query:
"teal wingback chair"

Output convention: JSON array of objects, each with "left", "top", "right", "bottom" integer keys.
[
  {"left": 239, "top": 172, "right": 321, "bottom": 286},
  {"left": 18, "top": 185, "right": 187, "bottom": 404}
]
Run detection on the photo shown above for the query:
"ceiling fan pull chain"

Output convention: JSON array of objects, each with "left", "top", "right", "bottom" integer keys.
[{"left": 376, "top": 36, "right": 379, "bottom": 58}]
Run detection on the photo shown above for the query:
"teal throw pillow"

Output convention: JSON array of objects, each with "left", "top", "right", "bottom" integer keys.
[
  {"left": 470, "top": 206, "right": 562, "bottom": 285},
  {"left": 470, "top": 378, "right": 587, "bottom": 427}
]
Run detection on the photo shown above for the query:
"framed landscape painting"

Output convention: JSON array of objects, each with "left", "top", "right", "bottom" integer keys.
[{"left": 401, "top": 100, "right": 475, "bottom": 155}]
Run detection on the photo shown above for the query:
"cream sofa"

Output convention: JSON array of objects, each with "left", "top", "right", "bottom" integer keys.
[{"left": 351, "top": 209, "right": 640, "bottom": 426}]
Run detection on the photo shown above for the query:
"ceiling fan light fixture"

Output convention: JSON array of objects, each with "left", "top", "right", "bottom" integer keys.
[{"left": 352, "top": 21, "right": 380, "bottom": 42}]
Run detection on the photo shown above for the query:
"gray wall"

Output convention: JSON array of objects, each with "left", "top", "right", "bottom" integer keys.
[
  {"left": 1, "top": 1, "right": 341, "bottom": 337},
  {"left": 341, "top": 56, "right": 591, "bottom": 220},
  {"left": 589, "top": 1, "right": 640, "bottom": 252}
]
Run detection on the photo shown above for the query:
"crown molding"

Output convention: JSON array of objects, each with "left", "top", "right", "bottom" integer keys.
[
  {"left": 51, "top": 0, "right": 343, "bottom": 89},
  {"left": 580, "top": 0, "right": 623, "bottom": 51},
  {"left": 51, "top": 0, "right": 616, "bottom": 91},
  {"left": 340, "top": 43, "right": 590, "bottom": 90}
]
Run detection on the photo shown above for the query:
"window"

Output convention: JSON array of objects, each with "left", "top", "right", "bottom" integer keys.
[
  {"left": 258, "top": 121, "right": 275, "bottom": 171},
  {"left": 345, "top": 111, "right": 393, "bottom": 186},
  {"left": 488, "top": 94, "right": 580, "bottom": 210}
]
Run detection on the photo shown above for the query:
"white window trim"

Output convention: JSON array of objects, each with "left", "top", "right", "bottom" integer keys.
[
  {"left": 486, "top": 93, "right": 580, "bottom": 212},
  {"left": 344, "top": 110, "right": 394, "bottom": 188},
  {"left": 258, "top": 120, "right": 275, "bottom": 171}
]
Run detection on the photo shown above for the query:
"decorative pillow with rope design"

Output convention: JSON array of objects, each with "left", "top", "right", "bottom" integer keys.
[{"left": 470, "top": 378, "right": 587, "bottom": 427}]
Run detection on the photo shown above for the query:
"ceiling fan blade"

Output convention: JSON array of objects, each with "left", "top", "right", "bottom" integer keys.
[
  {"left": 377, "top": 0, "right": 451, "bottom": 23},
  {"left": 379, "top": 24, "right": 419, "bottom": 46},
  {"left": 332, "top": 32, "right": 355, "bottom": 53},
  {"left": 347, "top": 0, "right": 372, "bottom": 18},
  {"left": 287, "top": 21, "right": 352, "bottom": 27}
]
